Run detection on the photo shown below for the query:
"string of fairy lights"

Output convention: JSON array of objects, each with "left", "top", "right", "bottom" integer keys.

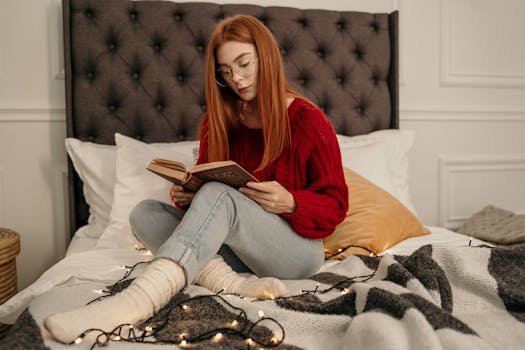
[
  {"left": 78, "top": 289, "right": 286, "bottom": 349},
  {"left": 325, "top": 244, "right": 377, "bottom": 260},
  {"left": 71, "top": 257, "right": 378, "bottom": 349},
  {"left": 76, "top": 260, "right": 291, "bottom": 349},
  {"left": 71, "top": 237, "right": 482, "bottom": 349}
]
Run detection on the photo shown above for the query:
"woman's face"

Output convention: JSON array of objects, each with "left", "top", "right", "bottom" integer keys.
[{"left": 215, "top": 41, "right": 259, "bottom": 102}]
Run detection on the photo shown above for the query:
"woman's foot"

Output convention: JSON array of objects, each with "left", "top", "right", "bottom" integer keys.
[
  {"left": 44, "top": 258, "right": 185, "bottom": 344},
  {"left": 195, "top": 256, "right": 290, "bottom": 299}
]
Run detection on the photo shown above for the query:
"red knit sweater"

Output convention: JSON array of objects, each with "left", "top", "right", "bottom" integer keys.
[{"left": 197, "top": 98, "right": 348, "bottom": 239}]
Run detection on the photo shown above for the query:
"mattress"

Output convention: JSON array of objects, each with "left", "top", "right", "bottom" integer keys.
[
  {"left": 0, "top": 227, "right": 485, "bottom": 323},
  {"left": 3, "top": 225, "right": 524, "bottom": 350}
]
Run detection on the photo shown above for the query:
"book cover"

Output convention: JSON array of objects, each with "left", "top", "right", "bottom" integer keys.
[{"left": 147, "top": 159, "right": 258, "bottom": 192}]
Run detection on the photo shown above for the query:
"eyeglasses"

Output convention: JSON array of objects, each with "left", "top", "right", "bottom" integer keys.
[{"left": 215, "top": 57, "right": 259, "bottom": 87}]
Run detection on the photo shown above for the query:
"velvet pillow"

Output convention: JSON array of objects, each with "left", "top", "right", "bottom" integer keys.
[{"left": 323, "top": 167, "right": 430, "bottom": 259}]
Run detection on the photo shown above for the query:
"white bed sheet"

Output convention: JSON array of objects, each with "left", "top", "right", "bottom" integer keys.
[
  {"left": 0, "top": 225, "right": 486, "bottom": 326},
  {"left": 65, "top": 226, "right": 98, "bottom": 256},
  {"left": 382, "top": 225, "right": 490, "bottom": 255}
]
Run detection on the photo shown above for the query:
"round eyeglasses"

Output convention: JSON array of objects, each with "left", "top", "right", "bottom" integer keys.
[{"left": 215, "top": 57, "right": 259, "bottom": 87}]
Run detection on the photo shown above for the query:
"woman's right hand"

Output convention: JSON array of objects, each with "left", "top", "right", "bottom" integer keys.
[{"left": 170, "top": 184, "right": 195, "bottom": 207}]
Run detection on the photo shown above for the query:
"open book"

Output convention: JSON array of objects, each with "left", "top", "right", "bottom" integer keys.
[{"left": 147, "top": 158, "right": 259, "bottom": 192}]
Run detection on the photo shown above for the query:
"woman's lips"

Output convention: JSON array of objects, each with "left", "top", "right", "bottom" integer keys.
[{"left": 238, "top": 86, "right": 250, "bottom": 94}]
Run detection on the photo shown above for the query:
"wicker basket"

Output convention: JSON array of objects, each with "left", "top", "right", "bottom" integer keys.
[{"left": 0, "top": 228, "right": 20, "bottom": 339}]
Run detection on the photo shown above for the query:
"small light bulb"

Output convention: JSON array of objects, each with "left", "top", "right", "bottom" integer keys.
[
  {"left": 145, "top": 325, "right": 153, "bottom": 332},
  {"left": 180, "top": 339, "right": 188, "bottom": 347},
  {"left": 74, "top": 337, "right": 82, "bottom": 344},
  {"left": 230, "top": 320, "right": 239, "bottom": 327},
  {"left": 182, "top": 304, "right": 189, "bottom": 310},
  {"left": 258, "top": 310, "right": 264, "bottom": 318},
  {"left": 213, "top": 332, "right": 223, "bottom": 342},
  {"left": 246, "top": 338, "right": 255, "bottom": 346}
]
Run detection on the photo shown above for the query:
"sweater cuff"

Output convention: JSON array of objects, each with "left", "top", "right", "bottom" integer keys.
[{"left": 280, "top": 190, "right": 309, "bottom": 227}]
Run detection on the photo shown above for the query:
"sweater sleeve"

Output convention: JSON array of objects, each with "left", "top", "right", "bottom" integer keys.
[{"left": 280, "top": 106, "right": 348, "bottom": 239}]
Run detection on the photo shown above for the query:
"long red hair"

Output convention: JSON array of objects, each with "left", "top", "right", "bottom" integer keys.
[{"left": 204, "top": 15, "right": 300, "bottom": 171}]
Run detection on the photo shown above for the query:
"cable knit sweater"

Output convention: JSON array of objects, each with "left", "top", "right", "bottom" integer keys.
[{"left": 197, "top": 98, "right": 348, "bottom": 239}]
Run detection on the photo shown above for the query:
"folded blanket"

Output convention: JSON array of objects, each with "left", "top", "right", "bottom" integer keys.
[{"left": 457, "top": 205, "right": 525, "bottom": 245}]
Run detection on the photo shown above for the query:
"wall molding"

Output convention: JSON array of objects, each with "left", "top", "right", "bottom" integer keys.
[
  {"left": 438, "top": 155, "right": 525, "bottom": 228},
  {"left": 0, "top": 107, "right": 65, "bottom": 122},
  {"left": 439, "top": 0, "right": 525, "bottom": 88},
  {"left": 1, "top": 106, "right": 524, "bottom": 123},
  {"left": 401, "top": 106, "right": 525, "bottom": 122}
]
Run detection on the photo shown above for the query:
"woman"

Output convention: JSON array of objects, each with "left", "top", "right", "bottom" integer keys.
[{"left": 44, "top": 15, "right": 348, "bottom": 344}]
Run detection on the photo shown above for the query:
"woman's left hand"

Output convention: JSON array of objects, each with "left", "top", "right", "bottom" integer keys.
[{"left": 239, "top": 181, "right": 296, "bottom": 214}]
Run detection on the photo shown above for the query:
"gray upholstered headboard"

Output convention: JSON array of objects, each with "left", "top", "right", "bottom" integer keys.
[{"left": 62, "top": 0, "right": 398, "bottom": 235}]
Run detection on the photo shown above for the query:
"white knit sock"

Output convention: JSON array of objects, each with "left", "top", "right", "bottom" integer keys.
[
  {"left": 44, "top": 258, "right": 185, "bottom": 344},
  {"left": 194, "top": 256, "right": 290, "bottom": 299}
]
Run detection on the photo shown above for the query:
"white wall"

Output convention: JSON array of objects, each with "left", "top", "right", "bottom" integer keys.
[
  {"left": 0, "top": 0, "right": 524, "bottom": 290},
  {"left": 400, "top": 0, "right": 525, "bottom": 226},
  {"left": 1, "top": 0, "right": 69, "bottom": 290}
]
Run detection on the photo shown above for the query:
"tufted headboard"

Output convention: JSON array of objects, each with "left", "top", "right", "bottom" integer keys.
[{"left": 62, "top": 0, "right": 398, "bottom": 236}]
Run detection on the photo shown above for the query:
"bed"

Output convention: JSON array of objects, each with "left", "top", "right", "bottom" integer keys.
[{"left": 1, "top": 0, "right": 524, "bottom": 349}]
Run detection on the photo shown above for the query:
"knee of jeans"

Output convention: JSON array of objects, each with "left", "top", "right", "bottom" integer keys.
[
  {"left": 194, "top": 181, "right": 233, "bottom": 201},
  {"left": 291, "top": 246, "right": 325, "bottom": 279},
  {"left": 129, "top": 199, "right": 163, "bottom": 234},
  {"left": 309, "top": 253, "right": 326, "bottom": 277}
]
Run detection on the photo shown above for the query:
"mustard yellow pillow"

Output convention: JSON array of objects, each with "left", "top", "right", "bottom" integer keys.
[{"left": 323, "top": 167, "right": 430, "bottom": 259}]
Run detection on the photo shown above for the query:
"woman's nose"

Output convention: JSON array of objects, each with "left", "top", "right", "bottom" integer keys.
[{"left": 231, "top": 69, "right": 243, "bottom": 82}]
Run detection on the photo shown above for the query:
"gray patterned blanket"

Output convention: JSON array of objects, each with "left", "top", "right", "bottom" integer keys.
[{"left": 1, "top": 243, "right": 524, "bottom": 350}]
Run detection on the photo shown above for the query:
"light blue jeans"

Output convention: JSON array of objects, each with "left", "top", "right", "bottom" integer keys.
[{"left": 129, "top": 182, "right": 324, "bottom": 285}]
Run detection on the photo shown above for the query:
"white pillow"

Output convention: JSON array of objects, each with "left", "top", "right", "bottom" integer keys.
[
  {"left": 65, "top": 138, "right": 116, "bottom": 238},
  {"left": 337, "top": 129, "right": 417, "bottom": 216},
  {"left": 338, "top": 140, "right": 395, "bottom": 195},
  {"left": 95, "top": 133, "right": 199, "bottom": 249}
]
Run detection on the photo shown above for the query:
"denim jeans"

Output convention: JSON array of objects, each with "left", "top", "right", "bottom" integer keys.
[{"left": 129, "top": 182, "right": 324, "bottom": 285}]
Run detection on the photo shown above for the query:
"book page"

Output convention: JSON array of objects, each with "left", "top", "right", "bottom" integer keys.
[
  {"left": 191, "top": 160, "right": 238, "bottom": 172},
  {"left": 147, "top": 163, "right": 204, "bottom": 192},
  {"left": 151, "top": 158, "right": 188, "bottom": 172},
  {"left": 146, "top": 163, "right": 187, "bottom": 184}
]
